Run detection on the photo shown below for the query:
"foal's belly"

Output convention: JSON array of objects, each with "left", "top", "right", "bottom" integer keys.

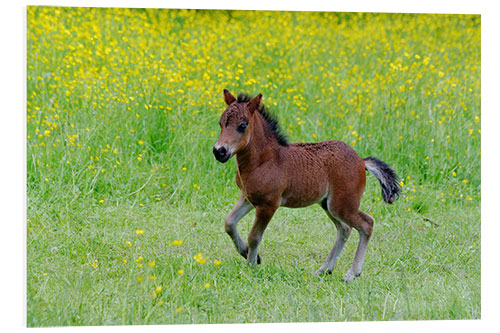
[
  {"left": 280, "top": 196, "right": 325, "bottom": 208},
  {"left": 280, "top": 186, "right": 328, "bottom": 208}
]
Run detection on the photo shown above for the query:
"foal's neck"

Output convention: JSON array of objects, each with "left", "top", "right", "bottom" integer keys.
[{"left": 236, "top": 112, "right": 282, "bottom": 173}]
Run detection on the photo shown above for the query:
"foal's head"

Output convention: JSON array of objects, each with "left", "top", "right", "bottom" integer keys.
[{"left": 213, "top": 89, "right": 262, "bottom": 163}]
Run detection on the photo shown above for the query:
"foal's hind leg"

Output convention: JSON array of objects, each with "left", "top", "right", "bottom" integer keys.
[
  {"left": 341, "top": 211, "right": 374, "bottom": 282},
  {"left": 314, "top": 208, "right": 352, "bottom": 276},
  {"left": 224, "top": 194, "right": 255, "bottom": 261}
]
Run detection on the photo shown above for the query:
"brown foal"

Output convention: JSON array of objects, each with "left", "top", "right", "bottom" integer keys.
[{"left": 213, "top": 90, "right": 400, "bottom": 282}]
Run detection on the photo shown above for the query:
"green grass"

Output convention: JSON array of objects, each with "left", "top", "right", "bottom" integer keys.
[
  {"left": 27, "top": 8, "right": 480, "bottom": 326},
  {"left": 27, "top": 196, "right": 480, "bottom": 325}
]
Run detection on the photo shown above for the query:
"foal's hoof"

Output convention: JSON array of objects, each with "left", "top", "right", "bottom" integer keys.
[
  {"left": 313, "top": 268, "right": 332, "bottom": 277},
  {"left": 242, "top": 250, "right": 261, "bottom": 264},
  {"left": 247, "top": 256, "right": 261, "bottom": 267},
  {"left": 342, "top": 271, "right": 360, "bottom": 283},
  {"left": 252, "top": 255, "right": 261, "bottom": 265},
  {"left": 245, "top": 254, "right": 261, "bottom": 266},
  {"left": 313, "top": 269, "right": 323, "bottom": 277}
]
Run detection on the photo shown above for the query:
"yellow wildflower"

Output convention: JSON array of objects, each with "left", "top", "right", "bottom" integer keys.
[{"left": 193, "top": 253, "right": 206, "bottom": 264}]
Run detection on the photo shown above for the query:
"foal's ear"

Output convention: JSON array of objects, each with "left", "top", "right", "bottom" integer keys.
[
  {"left": 248, "top": 93, "right": 262, "bottom": 113},
  {"left": 223, "top": 89, "right": 236, "bottom": 105}
]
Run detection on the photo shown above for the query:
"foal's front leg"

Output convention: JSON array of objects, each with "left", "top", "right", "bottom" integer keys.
[
  {"left": 247, "top": 204, "right": 277, "bottom": 266},
  {"left": 225, "top": 194, "right": 253, "bottom": 259}
]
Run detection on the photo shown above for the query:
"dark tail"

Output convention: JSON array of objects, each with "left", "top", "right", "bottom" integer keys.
[{"left": 363, "top": 156, "right": 401, "bottom": 204}]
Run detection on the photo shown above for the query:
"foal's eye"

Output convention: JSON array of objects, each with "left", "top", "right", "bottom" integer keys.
[{"left": 237, "top": 123, "right": 247, "bottom": 133}]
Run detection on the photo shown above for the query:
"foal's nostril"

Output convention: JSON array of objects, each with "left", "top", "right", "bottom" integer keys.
[
  {"left": 213, "top": 146, "right": 226, "bottom": 159},
  {"left": 219, "top": 146, "right": 226, "bottom": 156},
  {"left": 213, "top": 146, "right": 230, "bottom": 162}
]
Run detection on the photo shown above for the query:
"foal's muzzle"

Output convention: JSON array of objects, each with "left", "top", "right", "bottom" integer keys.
[{"left": 213, "top": 146, "right": 231, "bottom": 163}]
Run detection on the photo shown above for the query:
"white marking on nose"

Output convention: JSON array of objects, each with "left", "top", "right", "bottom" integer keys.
[{"left": 214, "top": 143, "right": 235, "bottom": 154}]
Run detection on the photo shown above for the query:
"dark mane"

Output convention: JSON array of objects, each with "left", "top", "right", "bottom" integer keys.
[{"left": 237, "top": 93, "right": 289, "bottom": 146}]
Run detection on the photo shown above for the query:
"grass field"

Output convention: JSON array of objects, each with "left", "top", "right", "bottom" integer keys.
[{"left": 26, "top": 7, "right": 481, "bottom": 326}]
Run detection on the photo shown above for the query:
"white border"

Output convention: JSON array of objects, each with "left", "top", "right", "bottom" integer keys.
[
  {"left": 3, "top": 0, "right": 498, "bottom": 332},
  {"left": 14, "top": 0, "right": 486, "bottom": 13}
]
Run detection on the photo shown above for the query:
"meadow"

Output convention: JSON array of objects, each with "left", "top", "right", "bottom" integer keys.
[{"left": 26, "top": 7, "right": 481, "bottom": 326}]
